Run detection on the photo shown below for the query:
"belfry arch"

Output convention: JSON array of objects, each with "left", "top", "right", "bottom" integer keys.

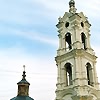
[
  {"left": 65, "top": 32, "right": 72, "bottom": 50},
  {"left": 64, "top": 63, "right": 72, "bottom": 86},
  {"left": 86, "top": 63, "right": 93, "bottom": 86},
  {"left": 81, "top": 32, "right": 87, "bottom": 50}
]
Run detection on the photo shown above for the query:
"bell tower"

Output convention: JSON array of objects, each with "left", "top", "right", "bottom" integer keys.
[{"left": 55, "top": 0, "right": 100, "bottom": 100}]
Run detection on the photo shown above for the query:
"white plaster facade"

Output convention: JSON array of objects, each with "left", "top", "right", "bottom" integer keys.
[{"left": 55, "top": 0, "right": 100, "bottom": 100}]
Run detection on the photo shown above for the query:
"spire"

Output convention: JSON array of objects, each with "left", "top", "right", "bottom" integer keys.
[
  {"left": 17, "top": 65, "right": 30, "bottom": 85},
  {"left": 17, "top": 65, "right": 30, "bottom": 96},
  {"left": 10, "top": 65, "right": 34, "bottom": 100},
  {"left": 22, "top": 65, "right": 26, "bottom": 80},
  {"left": 69, "top": 0, "right": 77, "bottom": 13}
]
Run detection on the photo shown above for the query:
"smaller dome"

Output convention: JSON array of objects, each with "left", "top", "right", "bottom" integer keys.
[
  {"left": 69, "top": 0, "right": 76, "bottom": 13},
  {"left": 69, "top": 0, "right": 75, "bottom": 6},
  {"left": 10, "top": 65, "right": 34, "bottom": 100},
  {"left": 10, "top": 96, "right": 34, "bottom": 100},
  {"left": 17, "top": 78, "right": 30, "bottom": 85}
]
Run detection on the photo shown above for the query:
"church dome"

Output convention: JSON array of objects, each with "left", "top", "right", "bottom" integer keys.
[
  {"left": 10, "top": 96, "right": 34, "bottom": 100},
  {"left": 10, "top": 65, "right": 34, "bottom": 100}
]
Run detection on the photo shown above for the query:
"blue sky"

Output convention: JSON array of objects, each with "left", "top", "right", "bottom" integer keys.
[{"left": 0, "top": 0, "right": 100, "bottom": 100}]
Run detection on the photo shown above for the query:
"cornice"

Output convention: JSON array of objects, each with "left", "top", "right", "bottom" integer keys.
[{"left": 55, "top": 49, "right": 97, "bottom": 62}]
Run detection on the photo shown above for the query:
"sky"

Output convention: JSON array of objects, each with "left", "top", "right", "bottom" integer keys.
[{"left": 0, "top": 0, "right": 100, "bottom": 100}]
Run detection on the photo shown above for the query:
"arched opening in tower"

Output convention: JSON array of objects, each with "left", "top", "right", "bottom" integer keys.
[
  {"left": 65, "top": 32, "right": 72, "bottom": 50},
  {"left": 81, "top": 33, "right": 87, "bottom": 50},
  {"left": 65, "top": 63, "right": 72, "bottom": 86},
  {"left": 86, "top": 63, "right": 93, "bottom": 86}
]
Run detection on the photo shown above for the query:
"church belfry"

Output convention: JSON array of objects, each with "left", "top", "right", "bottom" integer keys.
[{"left": 55, "top": 0, "right": 100, "bottom": 100}]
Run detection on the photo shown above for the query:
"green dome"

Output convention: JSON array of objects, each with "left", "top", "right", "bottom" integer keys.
[
  {"left": 17, "top": 79, "right": 30, "bottom": 85},
  {"left": 10, "top": 96, "right": 34, "bottom": 100},
  {"left": 17, "top": 69, "right": 30, "bottom": 85},
  {"left": 10, "top": 66, "right": 34, "bottom": 100}
]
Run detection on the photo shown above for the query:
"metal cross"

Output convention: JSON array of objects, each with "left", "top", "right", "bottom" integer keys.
[{"left": 23, "top": 65, "right": 25, "bottom": 71}]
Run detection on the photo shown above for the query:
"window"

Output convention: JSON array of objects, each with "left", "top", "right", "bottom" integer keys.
[
  {"left": 86, "top": 63, "right": 93, "bottom": 86},
  {"left": 81, "top": 33, "right": 86, "bottom": 50},
  {"left": 65, "top": 22, "right": 69, "bottom": 28},
  {"left": 81, "top": 22, "right": 84, "bottom": 27},
  {"left": 65, "top": 63, "right": 72, "bottom": 86},
  {"left": 65, "top": 32, "right": 72, "bottom": 50}
]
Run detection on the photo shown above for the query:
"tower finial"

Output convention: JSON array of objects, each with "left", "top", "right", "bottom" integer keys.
[
  {"left": 23, "top": 65, "right": 25, "bottom": 71},
  {"left": 69, "top": 0, "right": 77, "bottom": 13},
  {"left": 22, "top": 65, "right": 26, "bottom": 80}
]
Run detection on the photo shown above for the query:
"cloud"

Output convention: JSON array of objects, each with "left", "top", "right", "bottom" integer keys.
[
  {"left": 0, "top": 0, "right": 100, "bottom": 27},
  {"left": 32, "top": 0, "right": 100, "bottom": 19},
  {"left": 33, "top": 0, "right": 67, "bottom": 11},
  {"left": 19, "top": 31, "right": 58, "bottom": 46},
  {"left": 0, "top": 26, "right": 58, "bottom": 47},
  {"left": 76, "top": 0, "right": 100, "bottom": 19}
]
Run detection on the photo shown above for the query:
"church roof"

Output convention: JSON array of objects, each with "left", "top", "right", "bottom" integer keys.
[
  {"left": 10, "top": 96, "right": 34, "bottom": 100},
  {"left": 17, "top": 79, "right": 30, "bottom": 85},
  {"left": 10, "top": 65, "right": 34, "bottom": 100},
  {"left": 17, "top": 65, "right": 30, "bottom": 85}
]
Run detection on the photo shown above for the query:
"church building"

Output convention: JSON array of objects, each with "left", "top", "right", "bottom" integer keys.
[
  {"left": 10, "top": 65, "right": 34, "bottom": 100},
  {"left": 55, "top": 0, "right": 100, "bottom": 100}
]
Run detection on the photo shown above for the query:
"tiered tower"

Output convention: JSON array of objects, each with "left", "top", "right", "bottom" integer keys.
[{"left": 55, "top": 0, "right": 100, "bottom": 100}]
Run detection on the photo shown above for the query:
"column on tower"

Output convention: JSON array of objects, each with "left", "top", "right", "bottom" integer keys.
[
  {"left": 93, "top": 62, "right": 100, "bottom": 89},
  {"left": 56, "top": 63, "right": 62, "bottom": 89}
]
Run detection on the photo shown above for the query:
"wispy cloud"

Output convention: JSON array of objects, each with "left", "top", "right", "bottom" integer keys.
[
  {"left": 0, "top": 28, "right": 58, "bottom": 46},
  {"left": 16, "top": 30, "right": 58, "bottom": 46}
]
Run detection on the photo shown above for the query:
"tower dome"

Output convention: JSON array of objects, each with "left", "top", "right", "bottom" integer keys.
[
  {"left": 10, "top": 65, "right": 34, "bottom": 100},
  {"left": 69, "top": 0, "right": 76, "bottom": 13},
  {"left": 69, "top": 0, "right": 75, "bottom": 7}
]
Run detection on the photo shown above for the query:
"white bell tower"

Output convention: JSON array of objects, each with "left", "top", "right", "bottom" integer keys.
[{"left": 55, "top": 0, "right": 100, "bottom": 100}]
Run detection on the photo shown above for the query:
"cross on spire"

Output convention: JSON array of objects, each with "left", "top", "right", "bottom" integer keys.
[
  {"left": 23, "top": 65, "right": 25, "bottom": 71},
  {"left": 22, "top": 65, "right": 26, "bottom": 80}
]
